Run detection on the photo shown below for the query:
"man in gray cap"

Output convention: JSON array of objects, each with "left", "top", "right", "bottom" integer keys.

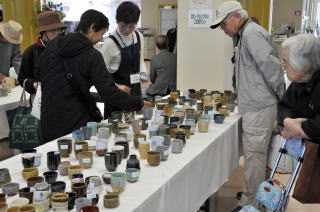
[{"left": 210, "top": 1, "right": 285, "bottom": 211}]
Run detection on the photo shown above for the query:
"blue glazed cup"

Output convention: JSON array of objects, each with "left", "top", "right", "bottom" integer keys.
[
  {"left": 110, "top": 172, "right": 126, "bottom": 193},
  {"left": 125, "top": 168, "right": 140, "bottom": 183}
]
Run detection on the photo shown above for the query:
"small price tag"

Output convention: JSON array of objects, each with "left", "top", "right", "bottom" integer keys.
[
  {"left": 87, "top": 192, "right": 96, "bottom": 199},
  {"left": 89, "top": 182, "right": 95, "bottom": 190},
  {"left": 30, "top": 187, "right": 35, "bottom": 192},
  {"left": 60, "top": 145, "right": 68, "bottom": 150},
  {"left": 132, "top": 171, "right": 140, "bottom": 178},
  {"left": 82, "top": 158, "right": 91, "bottom": 163},
  {"left": 75, "top": 145, "right": 82, "bottom": 150},
  {"left": 130, "top": 73, "right": 140, "bottom": 84},
  {"left": 72, "top": 178, "right": 80, "bottom": 183},
  {"left": 138, "top": 137, "right": 145, "bottom": 142},
  {"left": 184, "top": 102, "right": 190, "bottom": 106},
  {"left": 139, "top": 122, "right": 142, "bottom": 126}
]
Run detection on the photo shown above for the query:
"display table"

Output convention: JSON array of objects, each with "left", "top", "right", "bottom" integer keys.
[
  {"left": 0, "top": 86, "right": 30, "bottom": 139},
  {"left": 0, "top": 110, "right": 241, "bottom": 212}
]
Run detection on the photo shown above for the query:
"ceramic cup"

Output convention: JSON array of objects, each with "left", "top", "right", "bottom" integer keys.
[
  {"left": 150, "top": 136, "right": 164, "bottom": 151},
  {"left": 51, "top": 193, "right": 69, "bottom": 210},
  {"left": 156, "top": 145, "right": 170, "bottom": 161},
  {"left": 114, "top": 141, "right": 129, "bottom": 159},
  {"left": 82, "top": 126, "right": 92, "bottom": 140},
  {"left": 66, "top": 192, "right": 76, "bottom": 210},
  {"left": 131, "top": 119, "right": 142, "bottom": 134},
  {"left": 142, "top": 108, "right": 153, "bottom": 120},
  {"left": 138, "top": 142, "right": 150, "bottom": 160},
  {"left": 50, "top": 181, "right": 66, "bottom": 193},
  {"left": 72, "top": 182, "right": 87, "bottom": 199},
  {"left": 125, "top": 168, "right": 140, "bottom": 183},
  {"left": 74, "top": 141, "right": 89, "bottom": 159},
  {"left": 33, "top": 153, "right": 42, "bottom": 167},
  {"left": 104, "top": 152, "right": 118, "bottom": 172},
  {"left": 83, "top": 193, "right": 99, "bottom": 206},
  {"left": 133, "top": 133, "right": 146, "bottom": 149},
  {"left": 10, "top": 197, "right": 29, "bottom": 207},
  {"left": 18, "top": 187, "right": 33, "bottom": 203},
  {"left": 58, "top": 161, "right": 70, "bottom": 176},
  {"left": 78, "top": 151, "right": 93, "bottom": 169},
  {"left": 0, "top": 193, "right": 6, "bottom": 203},
  {"left": 2, "top": 182, "right": 19, "bottom": 196},
  {"left": 0, "top": 169, "right": 11, "bottom": 187},
  {"left": 81, "top": 205, "right": 99, "bottom": 212},
  {"left": 18, "top": 205, "right": 36, "bottom": 212},
  {"left": 87, "top": 122, "right": 97, "bottom": 136},
  {"left": 103, "top": 194, "right": 119, "bottom": 208},
  {"left": 88, "top": 176, "right": 103, "bottom": 194},
  {"left": 43, "top": 171, "right": 57, "bottom": 185},
  {"left": 57, "top": 139, "right": 72, "bottom": 158},
  {"left": 198, "top": 119, "right": 209, "bottom": 132},
  {"left": 75, "top": 197, "right": 91, "bottom": 212},
  {"left": 27, "top": 176, "right": 44, "bottom": 188},
  {"left": 214, "top": 114, "right": 225, "bottom": 124},
  {"left": 72, "top": 129, "right": 84, "bottom": 141},
  {"left": 68, "top": 165, "right": 83, "bottom": 179},
  {"left": 102, "top": 173, "right": 112, "bottom": 184},
  {"left": 0, "top": 88, "right": 8, "bottom": 97},
  {"left": 171, "top": 139, "right": 183, "bottom": 153},
  {"left": 111, "top": 146, "right": 124, "bottom": 165},
  {"left": 47, "top": 151, "right": 61, "bottom": 171},
  {"left": 147, "top": 151, "right": 161, "bottom": 166},
  {"left": 22, "top": 168, "right": 38, "bottom": 180},
  {"left": 110, "top": 172, "right": 126, "bottom": 193}
]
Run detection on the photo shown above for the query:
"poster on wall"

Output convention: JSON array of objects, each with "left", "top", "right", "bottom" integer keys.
[
  {"left": 189, "top": 9, "right": 212, "bottom": 28},
  {"left": 189, "top": 0, "right": 212, "bottom": 9}
]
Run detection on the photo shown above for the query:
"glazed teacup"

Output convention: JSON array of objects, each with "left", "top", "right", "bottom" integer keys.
[
  {"left": 2, "top": 183, "right": 19, "bottom": 196},
  {"left": 171, "top": 139, "right": 183, "bottom": 153},
  {"left": 147, "top": 151, "right": 161, "bottom": 166},
  {"left": 125, "top": 168, "right": 140, "bottom": 183},
  {"left": 110, "top": 172, "right": 126, "bottom": 193},
  {"left": 103, "top": 194, "right": 119, "bottom": 208}
]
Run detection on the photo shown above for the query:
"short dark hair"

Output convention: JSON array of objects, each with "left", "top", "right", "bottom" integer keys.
[
  {"left": 156, "top": 35, "right": 168, "bottom": 50},
  {"left": 116, "top": 1, "right": 140, "bottom": 24},
  {"left": 75, "top": 9, "right": 109, "bottom": 34}
]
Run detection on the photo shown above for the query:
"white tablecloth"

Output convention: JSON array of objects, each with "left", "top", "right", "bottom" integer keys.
[
  {"left": 0, "top": 111, "right": 241, "bottom": 211},
  {"left": 0, "top": 86, "right": 30, "bottom": 139}
]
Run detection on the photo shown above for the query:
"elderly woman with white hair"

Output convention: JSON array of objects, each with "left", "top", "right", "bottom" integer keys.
[{"left": 278, "top": 34, "right": 320, "bottom": 142}]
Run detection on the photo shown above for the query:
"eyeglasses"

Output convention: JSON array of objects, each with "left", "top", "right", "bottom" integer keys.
[
  {"left": 219, "top": 14, "right": 233, "bottom": 29},
  {"left": 119, "top": 23, "right": 136, "bottom": 30}
]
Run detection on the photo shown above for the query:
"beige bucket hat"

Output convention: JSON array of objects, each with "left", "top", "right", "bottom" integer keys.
[{"left": 0, "top": 20, "right": 23, "bottom": 44}]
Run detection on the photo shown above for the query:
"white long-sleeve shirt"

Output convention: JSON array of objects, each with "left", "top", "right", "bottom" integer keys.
[{"left": 101, "top": 28, "right": 146, "bottom": 74}]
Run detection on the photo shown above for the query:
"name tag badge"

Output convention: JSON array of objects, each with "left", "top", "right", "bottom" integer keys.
[{"left": 130, "top": 73, "right": 140, "bottom": 84}]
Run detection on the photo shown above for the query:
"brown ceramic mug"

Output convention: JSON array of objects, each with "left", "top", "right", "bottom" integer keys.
[
  {"left": 133, "top": 133, "right": 146, "bottom": 149},
  {"left": 71, "top": 182, "right": 87, "bottom": 199},
  {"left": 19, "top": 205, "right": 35, "bottom": 212},
  {"left": 57, "top": 139, "right": 72, "bottom": 157},
  {"left": 147, "top": 151, "right": 161, "bottom": 166},
  {"left": 78, "top": 151, "right": 93, "bottom": 169},
  {"left": 0, "top": 194, "right": 6, "bottom": 203}
]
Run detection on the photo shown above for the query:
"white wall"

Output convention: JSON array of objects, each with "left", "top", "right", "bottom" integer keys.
[
  {"left": 272, "top": 0, "right": 303, "bottom": 31},
  {"left": 141, "top": 0, "right": 177, "bottom": 37},
  {"left": 177, "top": 0, "right": 234, "bottom": 92}
]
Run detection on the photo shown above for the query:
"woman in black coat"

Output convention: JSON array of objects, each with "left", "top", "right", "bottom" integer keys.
[
  {"left": 278, "top": 34, "right": 320, "bottom": 143},
  {"left": 40, "top": 9, "right": 146, "bottom": 142}
]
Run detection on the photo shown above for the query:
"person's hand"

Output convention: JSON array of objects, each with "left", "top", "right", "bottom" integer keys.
[
  {"left": 142, "top": 101, "right": 152, "bottom": 110},
  {"left": 116, "top": 83, "right": 131, "bottom": 94},
  {"left": 33, "top": 82, "right": 39, "bottom": 89},
  {"left": 0, "top": 74, "right": 6, "bottom": 82},
  {"left": 281, "top": 118, "right": 309, "bottom": 139}
]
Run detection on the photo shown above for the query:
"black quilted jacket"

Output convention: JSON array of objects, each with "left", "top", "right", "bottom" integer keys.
[{"left": 40, "top": 32, "right": 143, "bottom": 142}]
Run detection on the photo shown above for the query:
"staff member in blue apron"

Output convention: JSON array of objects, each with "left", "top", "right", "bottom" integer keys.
[{"left": 102, "top": 1, "right": 147, "bottom": 118}]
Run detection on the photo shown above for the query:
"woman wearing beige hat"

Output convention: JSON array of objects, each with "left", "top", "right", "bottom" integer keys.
[
  {"left": 18, "top": 11, "right": 67, "bottom": 94},
  {"left": 0, "top": 20, "right": 23, "bottom": 82}
]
